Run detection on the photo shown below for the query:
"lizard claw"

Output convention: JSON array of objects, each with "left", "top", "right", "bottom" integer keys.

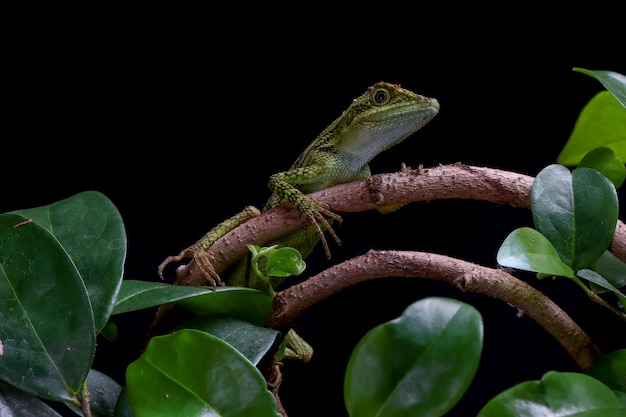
[
  {"left": 158, "top": 247, "right": 222, "bottom": 290},
  {"left": 307, "top": 202, "right": 343, "bottom": 260}
]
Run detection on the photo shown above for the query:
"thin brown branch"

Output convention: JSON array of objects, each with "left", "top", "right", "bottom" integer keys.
[
  {"left": 265, "top": 250, "right": 603, "bottom": 370},
  {"left": 173, "top": 164, "right": 626, "bottom": 286}
]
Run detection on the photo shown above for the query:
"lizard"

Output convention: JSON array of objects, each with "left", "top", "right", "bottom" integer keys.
[{"left": 157, "top": 81, "right": 439, "bottom": 358}]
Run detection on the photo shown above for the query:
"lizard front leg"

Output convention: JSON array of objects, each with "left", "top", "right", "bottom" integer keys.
[{"left": 158, "top": 205, "right": 261, "bottom": 288}]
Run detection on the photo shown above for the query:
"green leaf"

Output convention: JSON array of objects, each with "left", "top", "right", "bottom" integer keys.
[
  {"left": 265, "top": 247, "right": 306, "bottom": 278},
  {"left": 557, "top": 91, "right": 626, "bottom": 165},
  {"left": 344, "top": 297, "right": 483, "bottom": 417},
  {"left": 573, "top": 68, "right": 626, "bottom": 108},
  {"left": 496, "top": 227, "right": 574, "bottom": 277},
  {"left": 0, "top": 380, "right": 63, "bottom": 416},
  {"left": 177, "top": 315, "right": 281, "bottom": 365},
  {"left": 174, "top": 286, "right": 273, "bottom": 326},
  {"left": 578, "top": 146, "right": 626, "bottom": 189},
  {"left": 585, "top": 349, "right": 626, "bottom": 400},
  {"left": 114, "top": 280, "right": 272, "bottom": 325},
  {"left": 531, "top": 165, "right": 618, "bottom": 270},
  {"left": 478, "top": 371, "right": 625, "bottom": 416},
  {"left": 126, "top": 329, "right": 280, "bottom": 417},
  {"left": 0, "top": 214, "right": 95, "bottom": 401},
  {"left": 63, "top": 369, "right": 123, "bottom": 417},
  {"left": 11, "top": 191, "right": 126, "bottom": 333},
  {"left": 590, "top": 251, "right": 626, "bottom": 290},
  {"left": 577, "top": 269, "right": 626, "bottom": 312}
]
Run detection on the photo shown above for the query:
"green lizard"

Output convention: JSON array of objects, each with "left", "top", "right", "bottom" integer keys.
[{"left": 158, "top": 81, "right": 439, "bottom": 358}]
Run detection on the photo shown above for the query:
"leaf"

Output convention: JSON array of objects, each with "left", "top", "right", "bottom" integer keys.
[
  {"left": 265, "top": 247, "right": 306, "bottom": 278},
  {"left": 63, "top": 369, "right": 123, "bottom": 417},
  {"left": 531, "top": 165, "right": 618, "bottom": 270},
  {"left": 578, "top": 146, "right": 626, "bottom": 189},
  {"left": 0, "top": 213, "right": 95, "bottom": 401},
  {"left": 0, "top": 380, "right": 63, "bottom": 417},
  {"left": 573, "top": 68, "right": 626, "bottom": 108},
  {"left": 478, "top": 371, "right": 625, "bottom": 416},
  {"left": 590, "top": 251, "right": 626, "bottom": 290},
  {"left": 585, "top": 349, "right": 626, "bottom": 399},
  {"left": 344, "top": 297, "right": 483, "bottom": 417},
  {"left": 11, "top": 191, "right": 126, "bottom": 333},
  {"left": 557, "top": 91, "right": 626, "bottom": 165},
  {"left": 176, "top": 315, "right": 281, "bottom": 365},
  {"left": 496, "top": 227, "right": 574, "bottom": 277},
  {"left": 126, "top": 329, "right": 280, "bottom": 417},
  {"left": 577, "top": 269, "right": 626, "bottom": 312}
]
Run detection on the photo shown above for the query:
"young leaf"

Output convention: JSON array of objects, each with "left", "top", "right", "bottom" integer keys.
[
  {"left": 0, "top": 214, "right": 95, "bottom": 402},
  {"left": 578, "top": 146, "right": 626, "bottom": 189},
  {"left": 573, "top": 68, "right": 626, "bottom": 108},
  {"left": 11, "top": 191, "right": 127, "bottom": 333},
  {"left": 531, "top": 165, "right": 618, "bottom": 271},
  {"left": 496, "top": 227, "right": 574, "bottom": 277},
  {"left": 265, "top": 247, "right": 306, "bottom": 278},
  {"left": 557, "top": 91, "right": 626, "bottom": 166},
  {"left": 344, "top": 297, "right": 482, "bottom": 417},
  {"left": 126, "top": 329, "right": 280, "bottom": 417},
  {"left": 478, "top": 371, "right": 626, "bottom": 416}
]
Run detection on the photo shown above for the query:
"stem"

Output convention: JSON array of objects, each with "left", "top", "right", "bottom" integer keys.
[
  {"left": 79, "top": 380, "right": 92, "bottom": 417},
  {"left": 570, "top": 274, "right": 626, "bottom": 322}
]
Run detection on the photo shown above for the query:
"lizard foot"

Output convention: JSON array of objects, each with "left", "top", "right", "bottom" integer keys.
[
  {"left": 157, "top": 247, "right": 222, "bottom": 289},
  {"left": 307, "top": 202, "right": 343, "bottom": 260}
]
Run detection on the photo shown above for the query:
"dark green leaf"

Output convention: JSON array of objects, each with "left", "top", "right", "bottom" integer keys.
[
  {"left": 0, "top": 380, "right": 63, "bottom": 417},
  {"left": 0, "top": 214, "right": 95, "bottom": 401},
  {"left": 63, "top": 369, "right": 123, "bottom": 417},
  {"left": 577, "top": 269, "right": 626, "bottom": 311},
  {"left": 590, "top": 251, "right": 626, "bottom": 290},
  {"left": 557, "top": 91, "right": 626, "bottom": 165},
  {"left": 478, "top": 371, "right": 625, "bottom": 416},
  {"left": 573, "top": 68, "right": 626, "bottom": 108},
  {"left": 496, "top": 227, "right": 574, "bottom": 277},
  {"left": 531, "top": 165, "right": 618, "bottom": 270},
  {"left": 344, "top": 297, "right": 482, "bottom": 417},
  {"left": 177, "top": 315, "right": 281, "bottom": 365},
  {"left": 11, "top": 191, "right": 126, "bottom": 333},
  {"left": 175, "top": 286, "right": 272, "bottom": 326},
  {"left": 113, "top": 387, "right": 134, "bottom": 417},
  {"left": 579, "top": 147, "right": 625, "bottom": 188},
  {"left": 113, "top": 280, "right": 271, "bottom": 325},
  {"left": 126, "top": 329, "right": 280, "bottom": 417},
  {"left": 585, "top": 349, "right": 626, "bottom": 399}
]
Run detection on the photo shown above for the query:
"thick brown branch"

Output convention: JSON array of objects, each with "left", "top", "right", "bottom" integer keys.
[
  {"left": 266, "top": 250, "right": 603, "bottom": 369},
  {"left": 174, "top": 164, "right": 626, "bottom": 286}
]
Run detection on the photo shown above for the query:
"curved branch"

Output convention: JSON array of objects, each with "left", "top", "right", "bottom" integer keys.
[
  {"left": 174, "top": 164, "right": 626, "bottom": 286},
  {"left": 265, "top": 250, "right": 603, "bottom": 370}
]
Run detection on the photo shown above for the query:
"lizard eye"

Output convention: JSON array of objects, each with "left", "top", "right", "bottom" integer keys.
[{"left": 372, "top": 88, "right": 390, "bottom": 105}]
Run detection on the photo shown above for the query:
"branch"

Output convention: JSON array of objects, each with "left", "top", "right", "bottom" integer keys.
[
  {"left": 173, "top": 164, "right": 626, "bottom": 286},
  {"left": 265, "top": 250, "right": 603, "bottom": 370}
]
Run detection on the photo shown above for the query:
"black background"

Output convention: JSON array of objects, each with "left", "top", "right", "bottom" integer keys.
[{"left": 4, "top": 9, "right": 626, "bottom": 416}]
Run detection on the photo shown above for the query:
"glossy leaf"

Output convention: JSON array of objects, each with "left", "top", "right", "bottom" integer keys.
[
  {"left": 0, "top": 214, "right": 95, "bottom": 401},
  {"left": 11, "top": 191, "right": 126, "bottom": 333},
  {"left": 496, "top": 227, "right": 574, "bottom": 277},
  {"left": 113, "top": 281, "right": 272, "bottom": 325},
  {"left": 265, "top": 247, "right": 306, "bottom": 277},
  {"left": 126, "top": 329, "right": 280, "bottom": 417},
  {"left": 573, "top": 68, "right": 626, "bottom": 108},
  {"left": 344, "top": 297, "right": 482, "bottom": 417},
  {"left": 63, "top": 369, "right": 123, "bottom": 417},
  {"left": 577, "top": 269, "right": 626, "bottom": 311},
  {"left": 578, "top": 146, "right": 625, "bottom": 188},
  {"left": 112, "top": 387, "right": 134, "bottom": 417},
  {"left": 557, "top": 91, "right": 626, "bottom": 165},
  {"left": 585, "top": 349, "right": 626, "bottom": 401},
  {"left": 177, "top": 315, "right": 281, "bottom": 365},
  {"left": 531, "top": 165, "right": 618, "bottom": 270},
  {"left": 478, "top": 371, "right": 626, "bottom": 416},
  {"left": 589, "top": 251, "right": 626, "bottom": 291},
  {"left": 0, "top": 380, "right": 63, "bottom": 417}
]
